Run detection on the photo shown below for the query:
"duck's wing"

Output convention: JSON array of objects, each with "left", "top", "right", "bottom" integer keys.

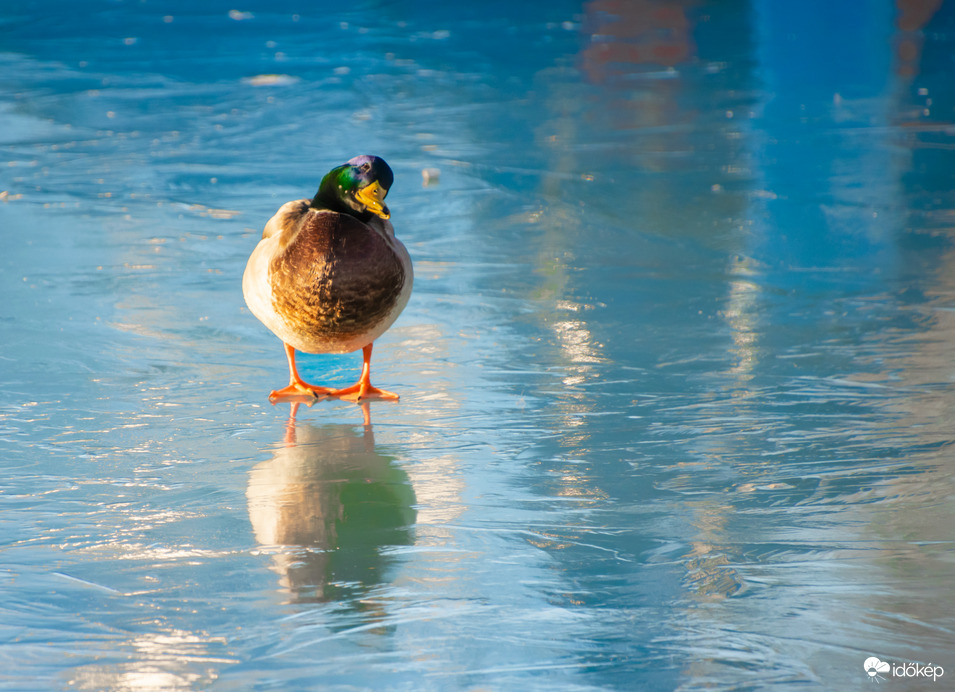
[{"left": 262, "top": 199, "right": 310, "bottom": 240}]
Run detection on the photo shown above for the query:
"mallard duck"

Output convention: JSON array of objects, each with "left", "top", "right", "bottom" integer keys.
[{"left": 243, "top": 155, "right": 413, "bottom": 402}]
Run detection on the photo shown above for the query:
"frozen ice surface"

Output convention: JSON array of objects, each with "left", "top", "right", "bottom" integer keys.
[{"left": 2, "top": 1, "right": 955, "bottom": 690}]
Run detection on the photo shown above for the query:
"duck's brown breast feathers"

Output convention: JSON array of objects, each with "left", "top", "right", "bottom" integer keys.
[{"left": 269, "top": 211, "right": 406, "bottom": 341}]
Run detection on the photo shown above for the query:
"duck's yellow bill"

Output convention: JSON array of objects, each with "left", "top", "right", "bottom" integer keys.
[{"left": 356, "top": 180, "right": 390, "bottom": 219}]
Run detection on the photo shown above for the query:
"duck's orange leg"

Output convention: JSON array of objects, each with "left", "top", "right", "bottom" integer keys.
[
  {"left": 328, "top": 343, "right": 399, "bottom": 402},
  {"left": 268, "top": 343, "right": 335, "bottom": 402}
]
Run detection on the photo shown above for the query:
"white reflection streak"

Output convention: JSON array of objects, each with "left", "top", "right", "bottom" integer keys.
[
  {"left": 68, "top": 630, "right": 233, "bottom": 691},
  {"left": 407, "top": 453, "right": 466, "bottom": 527},
  {"left": 724, "top": 259, "right": 761, "bottom": 381},
  {"left": 553, "top": 311, "right": 603, "bottom": 389},
  {"left": 390, "top": 323, "right": 467, "bottom": 532}
]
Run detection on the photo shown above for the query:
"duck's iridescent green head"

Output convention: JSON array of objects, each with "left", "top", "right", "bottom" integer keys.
[{"left": 310, "top": 155, "right": 394, "bottom": 221}]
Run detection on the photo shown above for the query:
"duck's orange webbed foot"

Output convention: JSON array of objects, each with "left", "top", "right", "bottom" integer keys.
[
  {"left": 268, "top": 343, "right": 336, "bottom": 403},
  {"left": 328, "top": 381, "right": 399, "bottom": 402},
  {"left": 326, "top": 343, "right": 399, "bottom": 402},
  {"left": 268, "top": 381, "right": 334, "bottom": 403}
]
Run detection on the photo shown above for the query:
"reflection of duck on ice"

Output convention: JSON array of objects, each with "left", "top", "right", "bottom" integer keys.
[{"left": 246, "top": 403, "right": 416, "bottom": 603}]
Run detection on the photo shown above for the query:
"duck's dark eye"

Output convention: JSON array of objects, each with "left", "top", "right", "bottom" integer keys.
[{"left": 359, "top": 162, "right": 372, "bottom": 173}]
